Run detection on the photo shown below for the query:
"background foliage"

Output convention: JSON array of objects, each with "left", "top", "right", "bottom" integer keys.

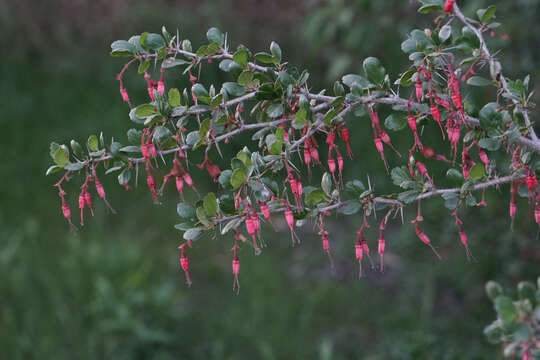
[{"left": 1, "top": 0, "right": 539, "bottom": 358}]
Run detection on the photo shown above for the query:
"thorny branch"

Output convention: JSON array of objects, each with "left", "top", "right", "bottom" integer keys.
[{"left": 453, "top": 3, "right": 538, "bottom": 142}]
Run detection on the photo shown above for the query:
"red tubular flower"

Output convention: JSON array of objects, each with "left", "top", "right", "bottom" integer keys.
[
  {"left": 93, "top": 169, "right": 116, "bottom": 213},
  {"left": 326, "top": 131, "right": 335, "bottom": 147},
  {"left": 120, "top": 85, "right": 130, "bottom": 104},
  {"left": 430, "top": 102, "right": 445, "bottom": 139},
  {"left": 407, "top": 110, "right": 423, "bottom": 150},
  {"left": 355, "top": 237, "right": 364, "bottom": 278},
  {"left": 327, "top": 156, "right": 336, "bottom": 173},
  {"left": 414, "top": 221, "right": 441, "bottom": 259},
  {"left": 378, "top": 234, "right": 385, "bottom": 272},
  {"left": 157, "top": 70, "right": 165, "bottom": 95},
  {"left": 525, "top": 170, "right": 538, "bottom": 198},
  {"left": 78, "top": 189, "right": 86, "bottom": 226},
  {"left": 340, "top": 125, "right": 354, "bottom": 158},
  {"left": 61, "top": 197, "right": 75, "bottom": 230},
  {"left": 284, "top": 206, "right": 300, "bottom": 245},
  {"left": 379, "top": 130, "right": 400, "bottom": 155},
  {"left": 206, "top": 162, "right": 221, "bottom": 181},
  {"left": 478, "top": 149, "right": 490, "bottom": 168},
  {"left": 179, "top": 244, "right": 192, "bottom": 287},
  {"left": 374, "top": 137, "right": 388, "bottom": 171},
  {"left": 415, "top": 78, "right": 423, "bottom": 101},
  {"left": 444, "top": 0, "right": 455, "bottom": 13},
  {"left": 510, "top": 183, "right": 518, "bottom": 227},
  {"left": 459, "top": 230, "right": 473, "bottom": 262},
  {"left": 416, "top": 161, "right": 435, "bottom": 187},
  {"left": 146, "top": 167, "right": 160, "bottom": 204},
  {"left": 232, "top": 245, "right": 240, "bottom": 294},
  {"left": 245, "top": 213, "right": 260, "bottom": 253},
  {"left": 84, "top": 187, "right": 94, "bottom": 216}
]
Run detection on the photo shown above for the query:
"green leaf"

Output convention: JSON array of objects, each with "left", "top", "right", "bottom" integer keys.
[
  {"left": 87, "top": 135, "right": 99, "bottom": 152},
  {"left": 494, "top": 296, "right": 517, "bottom": 325},
  {"left": 237, "top": 71, "right": 254, "bottom": 85},
  {"left": 439, "top": 25, "right": 452, "bottom": 43},
  {"left": 218, "top": 170, "right": 233, "bottom": 190},
  {"left": 254, "top": 52, "right": 274, "bottom": 64},
  {"left": 143, "top": 114, "right": 163, "bottom": 127},
  {"left": 128, "top": 108, "right": 145, "bottom": 124},
  {"left": 64, "top": 162, "right": 84, "bottom": 171},
  {"left": 342, "top": 74, "right": 370, "bottom": 89},
  {"left": 222, "top": 82, "right": 246, "bottom": 97},
  {"left": 161, "top": 58, "right": 189, "bottom": 69},
  {"left": 191, "top": 83, "right": 210, "bottom": 103},
  {"left": 233, "top": 49, "right": 249, "bottom": 67},
  {"left": 384, "top": 114, "right": 407, "bottom": 131},
  {"left": 269, "top": 140, "right": 282, "bottom": 155},
  {"left": 118, "top": 168, "right": 131, "bottom": 185},
  {"left": 345, "top": 180, "right": 366, "bottom": 197},
  {"left": 467, "top": 76, "right": 492, "bottom": 87},
  {"left": 398, "top": 190, "right": 420, "bottom": 204},
  {"left": 479, "top": 102, "right": 503, "bottom": 130},
  {"left": 446, "top": 168, "right": 463, "bottom": 183},
  {"left": 391, "top": 166, "right": 414, "bottom": 189},
  {"left": 206, "top": 27, "right": 224, "bottom": 46},
  {"left": 278, "top": 71, "right": 295, "bottom": 86},
  {"left": 321, "top": 172, "right": 332, "bottom": 196},
  {"left": 70, "top": 140, "right": 85, "bottom": 159},
  {"left": 110, "top": 40, "right": 136, "bottom": 56},
  {"left": 418, "top": 4, "right": 443, "bottom": 14},
  {"left": 269, "top": 41, "right": 282, "bottom": 63},
  {"left": 119, "top": 146, "right": 141, "bottom": 153},
  {"left": 183, "top": 228, "right": 202, "bottom": 241},
  {"left": 175, "top": 222, "right": 195, "bottom": 231},
  {"left": 196, "top": 206, "right": 211, "bottom": 227},
  {"left": 203, "top": 193, "right": 218, "bottom": 217},
  {"left": 293, "top": 108, "right": 308, "bottom": 129},
  {"left": 517, "top": 281, "right": 536, "bottom": 303},
  {"left": 134, "top": 104, "right": 158, "bottom": 118},
  {"left": 186, "top": 131, "right": 201, "bottom": 147},
  {"left": 478, "top": 5, "right": 496, "bottom": 23},
  {"left": 231, "top": 169, "right": 246, "bottom": 189},
  {"left": 512, "top": 323, "right": 532, "bottom": 342},
  {"left": 152, "top": 126, "right": 172, "bottom": 145},
  {"left": 221, "top": 218, "right": 244, "bottom": 235},
  {"left": 478, "top": 138, "right": 501, "bottom": 151},
  {"left": 127, "top": 129, "right": 142, "bottom": 145},
  {"left": 266, "top": 103, "right": 284, "bottom": 118},
  {"left": 45, "top": 165, "right": 61, "bottom": 176},
  {"left": 333, "top": 81, "right": 345, "bottom": 96},
  {"left": 363, "top": 57, "right": 386, "bottom": 85},
  {"left": 305, "top": 188, "right": 327, "bottom": 206},
  {"left": 470, "top": 163, "right": 486, "bottom": 180},
  {"left": 172, "top": 106, "right": 188, "bottom": 117},
  {"left": 411, "top": 29, "right": 433, "bottom": 51},
  {"left": 219, "top": 59, "right": 240, "bottom": 72},
  {"left": 483, "top": 322, "right": 503, "bottom": 345},
  {"left": 138, "top": 60, "right": 150, "bottom": 74},
  {"left": 442, "top": 192, "right": 459, "bottom": 210},
  {"left": 168, "top": 88, "right": 181, "bottom": 107},
  {"left": 141, "top": 33, "right": 165, "bottom": 51},
  {"left": 339, "top": 200, "right": 361, "bottom": 215},
  {"left": 485, "top": 281, "right": 503, "bottom": 300},
  {"left": 401, "top": 38, "right": 417, "bottom": 54},
  {"left": 219, "top": 194, "right": 236, "bottom": 215}
]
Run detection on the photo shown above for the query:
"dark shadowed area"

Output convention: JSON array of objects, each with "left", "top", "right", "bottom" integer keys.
[{"left": 1, "top": 0, "right": 539, "bottom": 359}]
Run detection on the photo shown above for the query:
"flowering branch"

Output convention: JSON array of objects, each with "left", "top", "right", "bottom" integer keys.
[
  {"left": 47, "top": 0, "right": 540, "bottom": 287},
  {"left": 452, "top": 3, "right": 538, "bottom": 142}
]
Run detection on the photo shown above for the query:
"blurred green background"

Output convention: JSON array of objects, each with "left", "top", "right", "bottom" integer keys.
[{"left": 1, "top": 0, "right": 539, "bottom": 359}]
